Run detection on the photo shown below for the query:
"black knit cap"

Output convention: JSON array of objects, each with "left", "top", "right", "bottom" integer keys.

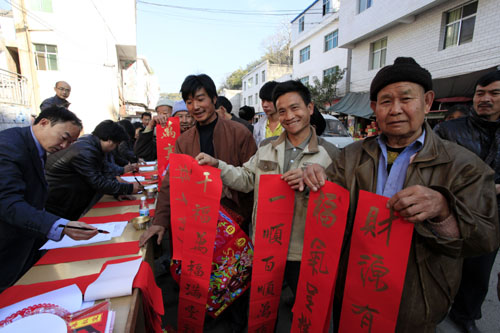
[{"left": 370, "top": 57, "right": 432, "bottom": 101}]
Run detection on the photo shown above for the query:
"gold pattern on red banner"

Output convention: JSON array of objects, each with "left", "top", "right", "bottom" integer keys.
[
  {"left": 248, "top": 175, "right": 295, "bottom": 333},
  {"left": 339, "top": 190, "right": 414, "bottom": 333},
  {"left": 292, "top": 182, "right": 349, "bottom": 333},
  {"left": 156, "top": 117, "right": 180, "bottom": 179},
  {"left": 170, "top": 153, "right": 222, "bottom": 333}
]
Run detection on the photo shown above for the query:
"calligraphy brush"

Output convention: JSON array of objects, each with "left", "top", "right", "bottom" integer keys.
[
  {"left": 58, "top": 224, "right": 109, "bottom": 234},
  {"left": 132, "top": 170, "right": 143, "bottom": 187}
]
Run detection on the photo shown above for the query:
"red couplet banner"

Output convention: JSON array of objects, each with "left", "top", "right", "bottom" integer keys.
[
  {"left": 248, "top": 175, "right": 295, "bottom": 333},
  {"left": 292, "top": 181, "right": 350, "bottom": 333},
  {"left": 169, "top": 153, "right": 194, "bottom": 260},
  {"left": 156, "top": 117, "right": 180, "bottom": 179},
  {"left": 170, "top": 153, "right": 223, "bottom": 333},
  {"left": 338, "top": 190, "right": 414, "bottom": 333}
]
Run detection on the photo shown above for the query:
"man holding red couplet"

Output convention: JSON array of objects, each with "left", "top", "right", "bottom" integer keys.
[
  {"left": 304, "top": 57, "right": 499, "bottom": 332},
  {"left": 197, "top": 80, "right": 339, "bottom": 308}
]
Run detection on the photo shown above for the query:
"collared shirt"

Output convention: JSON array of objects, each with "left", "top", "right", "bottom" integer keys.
[
  {"left": 29, "top": 127, "right": 68, "bottom": 240},
  {"left": 376, "top": 129, "right": 426, "bottom": 198},
  {"left": 283, "top": 131, "right": 312, "bottom": 173},
  {"left": 265, "top": 119, "right": 283, "bottom": 139}
]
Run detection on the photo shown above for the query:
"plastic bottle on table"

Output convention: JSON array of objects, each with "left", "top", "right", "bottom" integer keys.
[{"left": 139, "top": 196, "right": 150, "bottom": 216}]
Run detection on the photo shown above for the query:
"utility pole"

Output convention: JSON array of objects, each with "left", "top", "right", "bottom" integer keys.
[{"left": 12, "top": 0, "right": 40, "bottom": 114}]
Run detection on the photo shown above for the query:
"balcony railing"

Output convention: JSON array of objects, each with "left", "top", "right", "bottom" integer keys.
[{"left": 0, "top": 69, "right": 29, "bottom": 106}]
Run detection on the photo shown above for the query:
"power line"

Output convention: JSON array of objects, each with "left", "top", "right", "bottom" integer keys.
[{"left": 137, "top": 1, "right": 326, "bottom": 16}]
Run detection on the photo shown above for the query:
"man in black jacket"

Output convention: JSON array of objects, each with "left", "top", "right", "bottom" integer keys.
[
  {"left": 435, "top": 70, "right": 500, "bottom": 333},
  {"left": 45, "top": 120, "right": 142, "bottom": 220}
]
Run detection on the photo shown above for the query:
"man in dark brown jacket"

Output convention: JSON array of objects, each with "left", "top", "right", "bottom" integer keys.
[
  {"left": 139, "top": 73, "right": 257, "bottom": 244},
  {"left": 304, "top": 57, "right": 499, "bottom": 332}
]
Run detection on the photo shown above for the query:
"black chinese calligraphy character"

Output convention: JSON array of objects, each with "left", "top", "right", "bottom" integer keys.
[
  {"left": 192, "top": 204, "right": 211, "bottom": 224},
  {"left": 254, "top": 324, "right": 271, "bottom": 333},
  {"left": 257, "top": 280, "right": 275, "bottom": 296},
  {"left": 308, "top": 238, "right": 328, "bottom": 275},
  {"left": 361, "top": 207, "right": 378, "bottom": 237},
  {"left": 179, "top": 323, "right": 195, "bottom": 333},
  {"left": 185, "top": 304, "right": 199, "bottom": 320},
  {"left": 313, "top": 190, "right": 337, "bottom": 228},
  {"left": 377, "top": 208, "right": 397, "bottom": 247},
  {"left": 305, "top": 282, "right": 318, "bottom": 313},
  {"left": 352, "top": 304, "right": 379, "bottom": 333},
  {"left": 261, "top": 255, "right": 275, "bottom": 272},
  {"left": 358, "top": 254, "right": 389, "bottom": 292},
  {"left": 185, "top": 282, "right": 202, "bottom": 299},
  {"left": 297, "top": 313, "right": 312, "bottom": 333},
  {"left": 186, "top": 260, "right": 204, "bottom": 277},
  {"left": 257, "top": 301, "right": 272, "bottom": 319},
  {"left": 191, "top": 231, "right": 208, "bottom": 254},
  {"left": 263, "top": 223, "right": 284, "bottom": 245}
]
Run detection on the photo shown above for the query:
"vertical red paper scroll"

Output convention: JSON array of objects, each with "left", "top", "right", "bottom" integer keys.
[
  {"left": 172, "top": 154, "right": 222, "bottom": 333},
  {"left": 156, "top": 117, "right": 180, "bottom": 179},
  {"left": 339, "top": 190, "right": 414, "bottom": 333},
  {"left": 248, "top": 175, "right": 295, "bottom": 333},
  {"left": 169, "top": 153, "right": 193, "bottom": 260},
  {"left": 291, "top": 181, "right": 349, "bottom": 333}
]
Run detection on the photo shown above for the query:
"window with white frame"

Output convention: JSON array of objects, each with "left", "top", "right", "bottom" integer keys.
[
  {"left": 34, "top": 44, "right": 58, "bottom": 71},
  {"left": 244, "top": 81, "right": 246, "bottom": 91},
  {"left": 300, "top": 76, "right": 309, "bottom": 85},
  {"left": 262, "top": 70, "right": 266, "bottom": 83},
  {"left": 244, "top": 97, "right": 246, "bottom": 105},
  {"left": 299, "top": 16, "right": 305, "bottom": 33},
  {"left": 359, "top": 0, "right": 372, "bottom": 13},
  {"left": 248, "top": 95, "right": 253, "bottom": 105},
  {"left": 323, "top": 0, "right": 331, "bottom": 15},
  {"left": 248, "top": 77, "right": 253, "bottom": 88},
  {"left": 324, "top": 30, "right": 338, "bottom": 52},
  {"left": 255, "top": 73, "right": 258, "bottom": 85},
  {"left": 299, "top": 46, "right": 310, "bottom": 63},
  {"left": 443, "top": 1, "right": 477, "bottom": 49},
  {"left": 370, "top": 37, "right": 387, "bottom": 70},
  {"left": 323, "top": 66, "right": 339, "bottom": 79}
]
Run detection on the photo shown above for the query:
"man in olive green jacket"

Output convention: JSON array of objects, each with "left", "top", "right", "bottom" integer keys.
[
  {"left": 304, "top": 57, "right": 499, "bottom": 332},
  {"left": 197, "top": 80, "right": 340, "bottom": 297}
]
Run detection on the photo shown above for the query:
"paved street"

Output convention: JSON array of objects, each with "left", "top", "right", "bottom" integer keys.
[{"left": 437, "top": 252, "right": 500, "bottom": 333}]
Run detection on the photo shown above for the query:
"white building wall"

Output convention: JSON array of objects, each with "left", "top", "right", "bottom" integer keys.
[
  {"left": 241, "top": 61, "right": 291, "bottom": 113},
  {"left": 348, "top": 0, "right": 500, "bottom": 93},
  {"left": 291, "top": 1, "right": 347, "bottom": 96},
  {"left": 26, "top": 0, "right": 136, "bottom": 133},
  {"left": 339, "top": 0, "right": 446, "bottom": 46}
]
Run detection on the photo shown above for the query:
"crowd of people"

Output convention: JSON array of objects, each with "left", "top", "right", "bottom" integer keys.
[{"left": 0, "top": 57, "right": 498, "bottom": 333}]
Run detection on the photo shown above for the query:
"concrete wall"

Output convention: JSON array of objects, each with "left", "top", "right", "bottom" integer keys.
[
  {"left": 348, "top": 0, "right": 500, "bottom": 93},
  {"left": 26, "top": 0, "right": 137, "bottom": 133},
  {"left": 339, "top": 0, "right": 446, "bottom": 46}
]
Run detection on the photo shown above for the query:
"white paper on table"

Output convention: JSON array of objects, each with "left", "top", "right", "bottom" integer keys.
[
  {"left": 40, "top": 222, "right": 128, "bottom": 250},
  {"left": 80, "top": 300, "right": 95, "bottom": 310},
  {"left": 144, "top": 161, "right": 156, "bottom": 165},
  {"left": 144, "top": 184, "right": 158, "bottom": 190},
  {"left": 0, "top": 284, "right": 82, "bottom": 322},
  {"left": 139, "top": 166, "right": 154, "bottom": 172},
  {"left": 120, "top": 176, "right": 145, "bottom": 182},
  {"left": 84, "top": 258, "right": 142, "bottom": 301},
  {"left": 0, "top": 313, "right": 68, "bottom": 332}
]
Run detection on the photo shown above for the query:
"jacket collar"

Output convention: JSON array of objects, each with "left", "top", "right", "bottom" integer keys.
[
  {"left": 271, "top": 126, "right": 319, "bottom": 154},
  {"left": 362, "top": 121, "right": 452, "bottom": 167}
]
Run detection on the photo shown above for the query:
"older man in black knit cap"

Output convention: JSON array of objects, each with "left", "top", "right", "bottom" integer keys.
[{"left": 304, "top": 57, "right": 499, "bottom": 332}]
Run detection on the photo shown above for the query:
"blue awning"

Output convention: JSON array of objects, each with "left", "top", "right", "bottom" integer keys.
[{"left": 329, "top": 92, "right": 373, "bottom": 119}]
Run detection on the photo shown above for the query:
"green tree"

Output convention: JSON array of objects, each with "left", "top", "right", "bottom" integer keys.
[{"left": 306, "top": 67, "right": 346, "bottom": 111}]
